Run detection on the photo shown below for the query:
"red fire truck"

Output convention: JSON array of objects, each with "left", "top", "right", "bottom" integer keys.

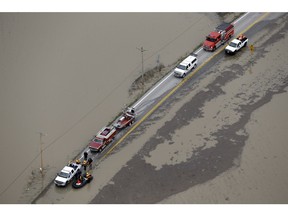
[{"left": 203, "top": 22, "right": 234, "bottom": 51}]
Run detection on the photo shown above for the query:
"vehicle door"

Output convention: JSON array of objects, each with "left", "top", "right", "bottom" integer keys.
[
  {"left": 237, "top": 42, "right": 241, "bottom": 50},
  {"left": 220, "top": 31, "right": 225, "bottom": 41},
  {"left": 192, "top": 58, "right": 197, "bottom": 68},
  {"left": 216, "top": 35, "right": 222, "bottom": 48},
  {"left": 187, "top": 63, "right": 191, "bottom": 72}
]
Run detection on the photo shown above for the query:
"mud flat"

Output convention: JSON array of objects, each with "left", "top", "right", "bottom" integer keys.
[
  {"left": 89, "top": 13, "right": 288, "bottom": 203},
  {"left": 160, "top": 88, "right": 288, "bottom": 203}
]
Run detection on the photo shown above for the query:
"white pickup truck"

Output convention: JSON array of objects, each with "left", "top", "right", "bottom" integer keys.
[
  {"left": 54, "top": 162, "right": 82, "bottom": 187},
  {"left": 225, "top": 35, "right": 248, "bottom": 54}
]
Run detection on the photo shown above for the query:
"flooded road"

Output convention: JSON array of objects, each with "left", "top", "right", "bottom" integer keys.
[
  {"left": 88, "top": 13, "right": 288, "bottom": 203},
  {"left": 0, "top": 13, "right": 220, "bottom": 203},
  {"left": 32, "top": 13, "right": 288, "bottom": 204}
]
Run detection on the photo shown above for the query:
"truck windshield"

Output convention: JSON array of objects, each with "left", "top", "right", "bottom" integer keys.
[
  {"left": 206, "top": 36, "right": 216, "bottom": 42},
  {"left": 229, "top": 42, "right": 237, "bottom": 48},
  {"left": 58, "top": 171, "right": 69, "bottom": 178},
  {"left": 93, "top": 138, "right": 103, "bottom": 144},
  {"left": 176, "top": 65, "right": 186, "bottom": 70}
]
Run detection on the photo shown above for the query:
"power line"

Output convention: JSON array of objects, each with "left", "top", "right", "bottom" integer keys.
[{"left": 143, "top": 15, "right": 204, "bottom": 62}]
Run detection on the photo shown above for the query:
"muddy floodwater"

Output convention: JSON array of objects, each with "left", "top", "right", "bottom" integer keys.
[
  {"left": 32, "top": 13, "right": 288, "bottom": 204},
  {"left": 88, "top": 13, "right": 288, "bottom": 204},
  {"left": 0, "top": 13, "right": 225, "bottom": 203}
]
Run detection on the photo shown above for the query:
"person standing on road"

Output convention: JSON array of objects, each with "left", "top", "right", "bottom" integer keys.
[
  {"left": 88, "top": 158, "right": 93, "bottom": 170},
  {"left": 84, "top": 151, "right": 88, "bottom": 160}
]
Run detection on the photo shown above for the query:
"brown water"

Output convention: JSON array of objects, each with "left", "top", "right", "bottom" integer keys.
[{"left": 0, "top": 13, "right": 219, "bottom": 203}]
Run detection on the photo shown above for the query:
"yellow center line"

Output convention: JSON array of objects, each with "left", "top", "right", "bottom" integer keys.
[{"left": 96, "top": 12, "right": 269, "bottom": 165}]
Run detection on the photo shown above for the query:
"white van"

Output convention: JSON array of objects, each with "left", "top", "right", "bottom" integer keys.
[{"left": 173, "top": 55, "right": 198, "bottom": 78}]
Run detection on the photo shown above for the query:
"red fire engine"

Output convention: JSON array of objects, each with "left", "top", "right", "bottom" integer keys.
[{"left": 203, "top": 22, "right": 234, "bottom": 51}]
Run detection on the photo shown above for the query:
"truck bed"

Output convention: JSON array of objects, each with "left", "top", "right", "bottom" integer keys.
[{"left": 237, "top": 36, "right": 248, "bottom": 43}]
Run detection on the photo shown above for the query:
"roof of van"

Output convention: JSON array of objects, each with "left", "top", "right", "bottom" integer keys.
[{"left": 179, "top": 55, "right": 197, "bottom": 66}]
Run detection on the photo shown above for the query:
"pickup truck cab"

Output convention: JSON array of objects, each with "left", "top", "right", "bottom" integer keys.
[
  {"left": 225, "top": 35, "right": 248, "bottom": 54},
  {"left": 54, "top": 162, "right": 82, "bottom": 187}
]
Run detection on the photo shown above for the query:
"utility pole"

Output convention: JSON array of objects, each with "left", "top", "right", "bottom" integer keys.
[
  {"left": 137, "top": 46, "right": 147, "bottom": 80},
  {"left": 37, "top": 132, "right": 47, "bottom": 176}
]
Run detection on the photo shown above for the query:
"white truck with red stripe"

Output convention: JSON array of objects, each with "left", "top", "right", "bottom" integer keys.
[{"left": 203, "top": 22, "right": 234, "bottom": 51}]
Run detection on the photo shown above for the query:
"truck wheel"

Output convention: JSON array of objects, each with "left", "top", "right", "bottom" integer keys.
[
  {"left": 193, "top": 63, "right": 197, "bottom": 69},
  {"left": 244, "top": 42, "right": 247, "bottom": 47},
  {"left": 182, "top": 73, "right": 186, "bottom": 78}
]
